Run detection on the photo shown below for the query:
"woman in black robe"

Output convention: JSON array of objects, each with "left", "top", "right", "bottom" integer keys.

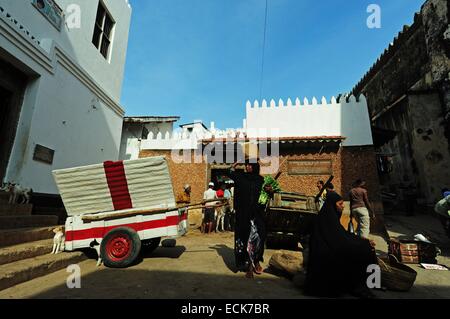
[
  {"left": 305, "top": 191, "right": 378, "bottom": 298},
  {"left": 229, "top": 162, "right": 266, "bottom": 278}
]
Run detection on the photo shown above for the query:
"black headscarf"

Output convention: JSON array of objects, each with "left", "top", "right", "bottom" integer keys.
[
  {"left": 246, "top": 161, "right": 260, "bottom": 176},
  {"left": 305, "top": 192, "right": 377, "bottom": 297},
  {"left": 324, "top": 191, "right": 343, "bottom": 219}
]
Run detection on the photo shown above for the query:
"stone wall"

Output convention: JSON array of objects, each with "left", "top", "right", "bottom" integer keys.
[
  {"left": 352, "top": 0, "right": 450, "bottom": 205},
  {"left": 352, "top": 14, "right": 429, "bottom": 118},
  {"left": 341, "top": 146, "right": 383, "bottom": 211},
  {"left": 139, "top": 149, "right": 207, "bottom": 204},
  {"left": 140, "top": 144, "right": 383, "bottom": 215},
  {"left": 275, "top": 146, "right": 342, "bottom": 196}
]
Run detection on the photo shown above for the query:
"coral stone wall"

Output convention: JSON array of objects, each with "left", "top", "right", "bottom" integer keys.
[
  {"left": 274, "top": 147, "right": 342, "bottom": 197},
  {"left": 139, "top": 150, "right": 207, "bottom": 203},
  {"left": 140, "top": 145, "right": 382, "bottom": 215}
]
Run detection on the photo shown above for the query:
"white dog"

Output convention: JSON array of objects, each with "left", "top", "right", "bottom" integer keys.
[
  {"left": 4, "top": 182, "right": 32, "bottom": 204},
  {"left": 51, "top": 227, "right": 65, "bottom": 254}
]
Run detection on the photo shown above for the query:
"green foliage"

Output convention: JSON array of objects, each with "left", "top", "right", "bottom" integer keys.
[{"left": 259, "top": 176, "right": 281, "bottom": 205}]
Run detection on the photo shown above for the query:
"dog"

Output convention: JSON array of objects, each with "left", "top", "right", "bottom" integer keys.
[
  {"left": 51, "top": 227, "right": 65, "bottom": 254},
  {"left": 4, "top": 182, "right": 32, "bottom": 204}
]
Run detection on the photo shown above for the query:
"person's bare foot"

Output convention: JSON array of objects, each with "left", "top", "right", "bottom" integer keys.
[{"left": 254, "top": 263, "right": 263, "bottom": 275}]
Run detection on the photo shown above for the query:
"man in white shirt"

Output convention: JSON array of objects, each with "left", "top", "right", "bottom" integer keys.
[{"left": 203, "top": 182, "right": 217, "bottom": 234}]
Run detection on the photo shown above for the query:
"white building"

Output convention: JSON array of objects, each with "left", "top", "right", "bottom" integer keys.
[
  {"left": 137, "top": 94, "right": 373, "bottom": 155},
  {"left": 137, "top": 120, "right": 214, "bottom": 152},
  {"left": 119, "top": 116, "right": 180, "bottom": 160},
  {"left": 0, "top": 0, "right": 132, "bottom": 194}
]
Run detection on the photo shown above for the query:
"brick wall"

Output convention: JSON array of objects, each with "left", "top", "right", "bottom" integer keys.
[
  {"left": 140, "top": 145, "right": 383, "bottom": 215},
  {"left": 341, "top": 146, "right": 383, "bottom": 211},
  {"left": 275, "top": 147, "right": 342, "bottom": 197},
  {"left": 139, "top": 150, "right": 207, "bottom": 203}
]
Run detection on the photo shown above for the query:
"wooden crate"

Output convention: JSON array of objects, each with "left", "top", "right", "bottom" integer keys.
[{"left": 389, "top": 239, "right": 437, "bottom": 264}]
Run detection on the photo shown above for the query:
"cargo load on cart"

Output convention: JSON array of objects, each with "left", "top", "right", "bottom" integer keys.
[{"left": 52, "top": 156, "right": 187, "bottom": 268}]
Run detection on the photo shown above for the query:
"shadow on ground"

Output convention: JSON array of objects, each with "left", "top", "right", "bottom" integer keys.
[
  {"left": 209, "top": 244, "right": 238, "bottom": 273},
  {"left": 81, "top": 246, "right": 187, "bottom": 267},
  {"left": 23, "top": 266, "right": 450, "bottom": 299},
  {"left": 28, "top": 269, "right": 306, "bottom": 299}
]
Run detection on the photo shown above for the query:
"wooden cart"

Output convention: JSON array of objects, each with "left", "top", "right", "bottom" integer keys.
[{"left": 265, "top": 192, "right": 319, "bottom": 249}]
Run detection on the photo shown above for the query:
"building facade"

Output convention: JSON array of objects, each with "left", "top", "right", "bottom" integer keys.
[
  {"left": 352, "top": 0, "right": 450, "bottom": 207},
  {"left": 138, "top": 95, "right": 383, "bottom": 223},
  {"left": 0, "top": 0, "right": 132, "bottom": 194},
  {"left": 119, "top": 116, "right": 180, "bottom": 160}
]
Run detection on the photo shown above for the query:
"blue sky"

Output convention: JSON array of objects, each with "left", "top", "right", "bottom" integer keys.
[{"left": 121, "top": 0, "right": 425, "bottom": 129}]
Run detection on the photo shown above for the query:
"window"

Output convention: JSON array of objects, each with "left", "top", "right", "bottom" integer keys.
[{"left": 92, "top": 1, "right": 114, "bottom": 59}]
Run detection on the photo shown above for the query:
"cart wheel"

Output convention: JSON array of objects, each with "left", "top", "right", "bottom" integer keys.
[
  {"left": 101, "top": 227, "right": 141, "bottom": 268},
  {"left": 142, "top": 237, "right": 161, "bottom": 253}
]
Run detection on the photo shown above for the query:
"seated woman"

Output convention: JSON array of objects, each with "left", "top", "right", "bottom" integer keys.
[{"left": 304, "top": 192, "right": 378, "bottom": 298}]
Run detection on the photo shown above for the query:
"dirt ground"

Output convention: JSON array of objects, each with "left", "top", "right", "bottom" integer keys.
[{"left": 0, "top": 215, "right": 449, "bottom": 299}]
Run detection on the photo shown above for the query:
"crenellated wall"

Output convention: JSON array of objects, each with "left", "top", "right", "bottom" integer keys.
[
  {"left": 245, "top": 95, "right": 374, "bottom": 147},
  {"left": 140, "top": 126, "right": 248, "bottom": 151}
]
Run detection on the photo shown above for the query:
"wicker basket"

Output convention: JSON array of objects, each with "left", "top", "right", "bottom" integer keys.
[{"left": 378, "top": 254, "right": 417, "bottom": 292}]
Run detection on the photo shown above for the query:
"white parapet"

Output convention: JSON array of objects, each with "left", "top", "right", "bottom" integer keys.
[
  {"left": 141, "top": 131, "right": 200, "bottom": 150},
  {"left": 245, "top": 95, "right": 373, "bottom": 146}
]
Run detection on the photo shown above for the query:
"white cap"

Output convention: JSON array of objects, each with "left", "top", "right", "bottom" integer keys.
[{"left": 209, "top": 182, "right": 215, "bottom": 187}]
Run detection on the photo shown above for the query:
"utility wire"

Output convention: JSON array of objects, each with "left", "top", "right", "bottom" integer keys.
[{"left": 259, "top": 0, "right": 268, "bottom": 101}]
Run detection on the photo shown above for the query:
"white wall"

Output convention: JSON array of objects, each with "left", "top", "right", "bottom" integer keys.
[
  {"left": 0, "top": 0, "right": 132, "bottom": 100},
  {"left": 119, "top": 122, "right": 176, "bottom": 160},
  {"left": 245, "top": 95, "right": 374, "bottom": 146},
  {"left": 0, "top": 0, "right": 132, "bottom": 194},
  {"left": 147, "top": 122, "right": 174, "bottom": 137},
  {"left": 140, "top": 132, "right": 201, "bottom": 151}
]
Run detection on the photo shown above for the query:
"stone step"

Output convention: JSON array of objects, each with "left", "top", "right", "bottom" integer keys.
[
  {"left": 0, "top": 251, "right": 87, "bottom": 291},
  {"left": 0, "top": 215, "right": 58, "bottom": 230},
  {"left": 0, "top": 192, "right": 9, "bottom": 204},
  {"left": 33, "top": 209, "right": 67, "bottom": 225},
  {"left": 0, "top": 239, "right": 53, "bottom": 266},
  {"left": 0, "top": 203, "right": 33, "bottom": 216},
  {"left": 0, "top": 227, "right": 57, "bottom": 248}
]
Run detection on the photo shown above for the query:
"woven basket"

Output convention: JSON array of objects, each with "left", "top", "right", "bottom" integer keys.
[{"left": 378, "top": 254, "right": 417, "bottom": 292}]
